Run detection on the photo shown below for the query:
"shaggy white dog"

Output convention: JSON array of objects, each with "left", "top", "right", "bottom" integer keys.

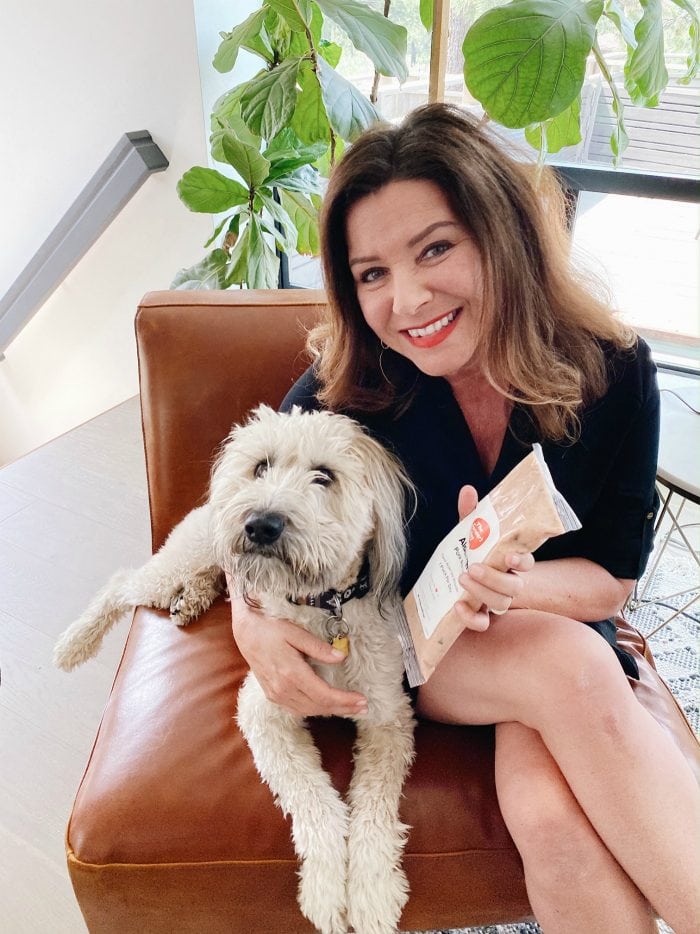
[{"left": 54, "top": 405, "right": 416, "bottom": 934}]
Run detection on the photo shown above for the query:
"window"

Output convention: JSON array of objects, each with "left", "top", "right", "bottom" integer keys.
[{"left": 572, "top": 192, "right": 699, "bottom": 371}]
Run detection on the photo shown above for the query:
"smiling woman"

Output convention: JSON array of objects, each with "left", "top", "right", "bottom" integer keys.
[
  {"left": 230, "top": 103, "right": 700, "bottom": 934},
  {"left": 312, "top": 104, "right": 634, "bottom": 443}
]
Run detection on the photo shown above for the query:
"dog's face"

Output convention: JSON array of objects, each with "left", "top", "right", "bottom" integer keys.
[{"left": 208, "top": 406, "right": 410, "bottom": 600}]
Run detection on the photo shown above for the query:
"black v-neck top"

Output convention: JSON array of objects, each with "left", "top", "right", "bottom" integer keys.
[{"left": 281, "top": 338, "right": 660, "bottom": 677}]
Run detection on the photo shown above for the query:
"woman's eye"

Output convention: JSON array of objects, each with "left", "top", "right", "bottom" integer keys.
[
  {"left": 254, "top": 460, "right": 269, "bottom": 479},
  {"left": 359, "top": 267, "right": 384, "bottom": 285},
  {"left": 311, "top": 466, "right": 335, "bottom": 486},
  {"left": 422, "top": 241, "right": 452, "bottom": 260}
]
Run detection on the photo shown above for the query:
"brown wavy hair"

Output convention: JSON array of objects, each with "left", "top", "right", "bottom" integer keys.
[{"left": 310, "top": 103, "right": 634, "bottom": 441}]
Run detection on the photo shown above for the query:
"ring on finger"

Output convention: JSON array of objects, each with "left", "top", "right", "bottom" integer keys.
[{"left": 488, "top": 599, "right": 512, "bottom": 616}]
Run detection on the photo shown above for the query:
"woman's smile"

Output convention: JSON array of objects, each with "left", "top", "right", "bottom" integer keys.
[{"left": 404, "top": 308, "right": 461, "bottom": 347}]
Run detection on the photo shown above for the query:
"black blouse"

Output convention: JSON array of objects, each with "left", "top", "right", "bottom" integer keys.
[{"left": 281, "top": 338, "right": 660, "bottom": 678}]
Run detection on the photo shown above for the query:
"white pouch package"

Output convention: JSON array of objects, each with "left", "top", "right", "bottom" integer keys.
[{"left": 397, "top": 444, "right": 581, "bottom": 687}]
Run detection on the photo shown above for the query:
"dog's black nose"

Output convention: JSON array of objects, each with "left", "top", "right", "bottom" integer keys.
[{"left": 244, "top": 512, "right": 286, "bottom": 545}]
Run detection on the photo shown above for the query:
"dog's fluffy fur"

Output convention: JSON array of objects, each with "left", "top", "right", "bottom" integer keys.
[{"left": 54, "top": 405, "right": 416, "bottom": 934}]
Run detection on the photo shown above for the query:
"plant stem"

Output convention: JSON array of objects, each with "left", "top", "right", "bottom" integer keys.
[
  {"left": 304, "top": 20, "right": 338, "bottom": 168},
  {"left": 370, "top": 0, "right": 392, "bottom": 104},
  {"left": 591, "top": 39, "right": 628, "bottom": 165}
]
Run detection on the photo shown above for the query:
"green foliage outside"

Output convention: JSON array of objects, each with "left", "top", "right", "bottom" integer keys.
[{"left": 173, "top": 0, "right": 699, "bottom": 290}]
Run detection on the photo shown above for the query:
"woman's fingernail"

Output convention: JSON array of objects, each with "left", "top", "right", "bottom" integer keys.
[{"left": 509, "top": 554, "right": 520, "bottom": 569}]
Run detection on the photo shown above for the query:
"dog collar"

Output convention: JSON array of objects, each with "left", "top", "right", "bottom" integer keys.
[{"left": 289, "top": 556, "right": 371, "bottom": 611}]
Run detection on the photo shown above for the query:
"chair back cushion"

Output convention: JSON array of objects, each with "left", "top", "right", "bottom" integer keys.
[{"left": 136, "top": 289, "right": 325, "bottom": 551}]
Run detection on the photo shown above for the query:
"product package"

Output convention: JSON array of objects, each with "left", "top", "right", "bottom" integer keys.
[{"left": 397, "top": 444, "right": 581, "bottom": 687}]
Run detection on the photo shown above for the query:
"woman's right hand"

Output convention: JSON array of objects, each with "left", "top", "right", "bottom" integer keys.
[{"left": 230, "top": 593, "right": 369, "bottom": 718}]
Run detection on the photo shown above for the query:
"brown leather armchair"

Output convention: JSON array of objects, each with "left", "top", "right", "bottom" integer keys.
[{"left": 65, "top": 290, "right": 700, "bottom": 933}]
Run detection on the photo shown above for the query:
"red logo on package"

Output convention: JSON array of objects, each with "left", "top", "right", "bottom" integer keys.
[{"left": 469, "top": 517, "right": 490, "bottom": 549}]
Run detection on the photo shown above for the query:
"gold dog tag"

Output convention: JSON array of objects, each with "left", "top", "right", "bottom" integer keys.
[{"left": 331, "top": 635, "right": 350, "bottom": 657}]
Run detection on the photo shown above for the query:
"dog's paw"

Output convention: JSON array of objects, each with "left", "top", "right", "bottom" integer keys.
[
  {"left": 346, "top": 832, "right": 409, "bottom": 934},
  {"left": 168, "top": 583, "right": 211, "bottom": 625},
  {"left": 53, "top": 623, "right": 103, "bottom": 671},
  {"left": 53, "top": 636, "right": 89, "bottom": 672},
  {"left": 346, "top": 866, "right": 408, "bottom": 934},
  {"left": 298, "top": 855, "right": 348, "bottom": 934}
]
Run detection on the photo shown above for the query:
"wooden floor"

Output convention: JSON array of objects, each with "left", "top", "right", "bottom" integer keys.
[{"left": 0, "top": 396, "right": 151, "bottom": 934}]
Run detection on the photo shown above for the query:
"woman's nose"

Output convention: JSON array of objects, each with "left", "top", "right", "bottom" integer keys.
[{"left": 391, "top": 274, "right": 432, "bottom": 318}]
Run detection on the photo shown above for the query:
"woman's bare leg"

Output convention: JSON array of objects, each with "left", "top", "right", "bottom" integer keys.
[
  {"left": 417, "top": 610, "right": 700, "bottom": 933},
  {"left": 496, "top": 721, "right": 656, "bottom": 933}
]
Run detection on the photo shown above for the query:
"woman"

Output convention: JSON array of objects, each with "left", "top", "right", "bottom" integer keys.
[{"left": 231, "top": 104, "right": 700, "bottom": 933}]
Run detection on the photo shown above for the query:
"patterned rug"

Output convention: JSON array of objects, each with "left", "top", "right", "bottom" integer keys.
[{"left": 405, "top": 512, "right": 699, "bottom": 934}]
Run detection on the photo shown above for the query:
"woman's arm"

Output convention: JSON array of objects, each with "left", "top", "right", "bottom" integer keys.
[
  {"left": 512, "top": 557, "right": 633, "bottom": 619},
  {"left": 459, "top": 556, "right": 634, "bottom": 625}
]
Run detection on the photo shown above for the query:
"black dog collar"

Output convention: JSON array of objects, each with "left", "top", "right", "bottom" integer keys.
[{"left": 289, "top": 556, "right": 371, "bottom": 611}]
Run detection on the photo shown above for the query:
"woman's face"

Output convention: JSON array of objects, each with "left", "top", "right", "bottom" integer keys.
[{"left": 345, "top": 179, "right": 486, "bottom": 383}]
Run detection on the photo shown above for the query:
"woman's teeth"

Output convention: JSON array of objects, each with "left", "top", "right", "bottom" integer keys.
[{"left": 407, "top": 309, "right": 457, "bottom": 338}]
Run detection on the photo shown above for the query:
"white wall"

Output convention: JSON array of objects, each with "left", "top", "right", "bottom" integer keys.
[
  {"left": 0, "top": 0, "right": 213, "bottom": 465},
  {"left": 193, "top": 0, "right": 260, "bottom": 141}
]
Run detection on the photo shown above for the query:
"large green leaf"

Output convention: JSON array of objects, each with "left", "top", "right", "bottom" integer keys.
[
  {"left": 265, "top": 0, "right": 313, "bottom": 31},
  {"left": 247, "top": 215, "right": 280, "bottom": 288},
  {"left": 210, "top": 90, "right": 261, "bottom": 162},
  {"left": 240, "top": 57, "right": 302, "bottom": 140},
  {"left": 463, "top": 0, "right": 604, "bottom": 128},
  {"left": 257, "top": 191, "right": 298, "bottom": 253},
  {"left": 264, "top": 128, "right": 328, "bottom": 180},
  {"left": 171, "top": 249, "right": 230, "bottom": 290},
  {"left": 177, "top": 167, "right": 249, "bottom": 213},
  {"left": 258, "top": 189, "right": 297, "bottom": 235},
  {"left": 603, "top": 0, "right": 636, "bottom": 49},
  {"left": 525, "top": 95, "right": 582, "bottom": 154},
  {"left": 288, "top": 1, "right": 324, "bottom": 56},
  {"left": 214, "top": 8, "right": 269, "bottom": 73},
  {"left": 314, "top": 0, "right": 408, "bottom": 80},
  {"left": 317, "top": 57, "right": 381, "bottom": 141},
  {"left": 243, "top": 17, "right": 276, "bottom": 63},
  {"left": 272, "top": 162, "right": 325, "bottom": 195},
  {"left": 280, "top": 189, "right": 321, "bottom": 254},
  {"left": 624, "top": 0, "right": 667, "bottom": 106},
  {"left": 420, "top": 0, "right": 433, "bottom": 32},
  {"left": 291, "top": 61, "right": 332, "bottom": 144},
  {"left": 221, "top": 132, "right": 271, "bottom": 189}
]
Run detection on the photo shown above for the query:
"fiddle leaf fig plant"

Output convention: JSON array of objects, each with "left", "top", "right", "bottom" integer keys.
[
  {"left": 461, "top": 0, "right": 700, "bottom": 163},
  {"left": 173, "top": 0, "right": 407, "bottom": 290},
  {"left": 175, "top": 0, "right": 698, "bottom": 291}
]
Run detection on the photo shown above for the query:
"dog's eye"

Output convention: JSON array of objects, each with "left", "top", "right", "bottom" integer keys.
[
  {"left": 311, "top": 466, "right": 335, "bottom": 486},
  {"left": 254, "top": 460, "right": 270, "bottom": 479}
]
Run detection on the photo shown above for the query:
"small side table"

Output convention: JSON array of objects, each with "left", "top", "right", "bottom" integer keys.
[{"left": 629, "top": 386, "right": 700, "bottom": 635}]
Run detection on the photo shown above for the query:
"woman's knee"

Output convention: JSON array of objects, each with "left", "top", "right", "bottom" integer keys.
[
  {"left": 513, "top": 615, "right": 634, "bottom": 731},
  {"left": 496, "top": 724, "right": 605, "bottom": 887}
]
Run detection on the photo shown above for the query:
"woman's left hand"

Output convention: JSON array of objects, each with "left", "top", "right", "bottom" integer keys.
[{"left": 453, "top": 485, "right": 535, "bottom": 631}]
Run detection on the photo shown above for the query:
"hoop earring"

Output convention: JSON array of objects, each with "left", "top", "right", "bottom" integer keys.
[{"left": 378, "top": 342, "right": 393, "bottom": 386}]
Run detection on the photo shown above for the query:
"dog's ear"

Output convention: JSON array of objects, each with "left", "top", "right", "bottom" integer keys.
[{"left": 352, "top": 434, "right": 414, "bottom": 604}]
